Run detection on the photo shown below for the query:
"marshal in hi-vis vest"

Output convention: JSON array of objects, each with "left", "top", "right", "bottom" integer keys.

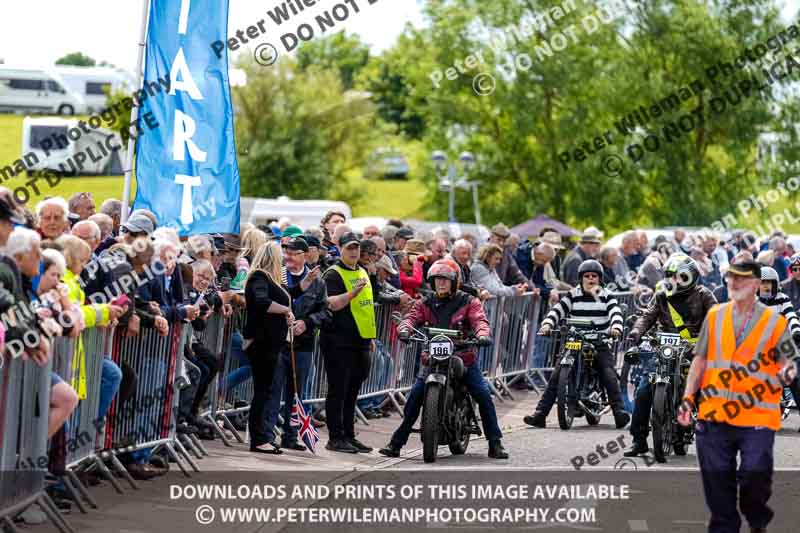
[
  {"left": 697, "top": 302, "right": 787, "bottom": 430},
  {"left": 330, "top": 265, "right": 377, "bottom": 339}
]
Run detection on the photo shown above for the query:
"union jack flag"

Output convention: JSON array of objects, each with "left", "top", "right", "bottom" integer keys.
[{"left": 290, "top": 393, "right": 319, "bottom": 454}]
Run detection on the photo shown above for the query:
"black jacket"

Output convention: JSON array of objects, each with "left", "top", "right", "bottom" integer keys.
[
  {"left": 243, "top": 270, "right": 290, "bottom": 349},
  {"left": 630, "top": 286, "right": 717, "bottom": 341},
  {"left": 286, "top": 267, "right": 331, "bottom": 351}
]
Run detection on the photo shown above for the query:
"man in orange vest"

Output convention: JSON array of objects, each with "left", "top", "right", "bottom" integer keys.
[{"left": 678, "top": 260, "right": 797, "bottom": 533}]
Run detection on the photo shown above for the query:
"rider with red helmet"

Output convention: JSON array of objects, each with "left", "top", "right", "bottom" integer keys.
[{"left": 378, "top": 259, "right": 509, "bottom": 459}]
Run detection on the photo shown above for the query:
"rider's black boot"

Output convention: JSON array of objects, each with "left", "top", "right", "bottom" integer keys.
[
  {"left": 488, "top": 440, "right": 509, "bottom": 459},
  {"left": 623, "top": 440, "right": 649, "bottom": 457},
  {"left": 614, "top": 411, "right": 631, "bottom": 429},
  {"left": 378, "top": 442, "right": 402, "bottom": 458},
  {"left": 523, "top": 411, "right": 547, "bottom": 428}
]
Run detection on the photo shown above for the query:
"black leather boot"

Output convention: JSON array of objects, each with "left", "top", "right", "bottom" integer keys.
[
  {"left": 488, "top": 440, "right": 509, "bottom": 459},
  {"left": 623, "top": 440, "right": 649, "bottom": 457},
  {"left": 378, "top": 442, "right": 402, "bottom": 458},
  {"left": 523, "top": 411, "right": 547, "bottom": 428}
]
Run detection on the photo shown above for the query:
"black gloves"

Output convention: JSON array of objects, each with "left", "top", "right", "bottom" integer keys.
[{"left": 477, "top": 336, "right": 492, "bottom": 347}]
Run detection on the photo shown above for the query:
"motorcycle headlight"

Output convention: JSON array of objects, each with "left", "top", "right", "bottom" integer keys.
[{"left": 660, "top": 346, "right": 674, "bottom": 359}]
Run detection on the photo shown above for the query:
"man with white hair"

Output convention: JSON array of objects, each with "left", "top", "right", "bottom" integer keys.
[
  {"left": 620, "top": 231, "right": 642, "bottom": 273},
  {"left": 100, "top": 198, "right": 124, "bottom": 235},
  {"left": 73, "top": 220, "right": 117, "bottom": 301},
  {"left": 449, "top": 238, "right": 489, "bottom": 300},
  {"left": 89, "top": 213, "right": 115, "bottom": 254},
  {"left": 36, "top": 196, "right": 70, "bottom": 240},
  {"left": 363, "top": 225, "right": 380, "bottom": 239},
  {"left": 68, "top": 192, "right": 96, "bottom": 221}
]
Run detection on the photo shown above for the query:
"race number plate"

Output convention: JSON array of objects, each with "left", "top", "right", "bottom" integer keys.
[
  {"left": 659, "top": 333, "right": 682, "bottom": 346},
  {"left": 565, "top": 341, "right": 582, "bottom": 350},
  {"left": 429, "top": 342, "right": 452, "bottom": 357}
]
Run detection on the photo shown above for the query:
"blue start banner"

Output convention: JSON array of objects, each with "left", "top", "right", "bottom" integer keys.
[{"left": 134, "top": 0, "right": 240, "bottom": 235}]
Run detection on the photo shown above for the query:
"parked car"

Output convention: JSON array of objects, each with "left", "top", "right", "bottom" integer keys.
[
  {"left": 0, "top": 67, "right": 86, "bottom": 115},
  {"left": 365, "top": 148, "right": 410, "bottom": 180}
]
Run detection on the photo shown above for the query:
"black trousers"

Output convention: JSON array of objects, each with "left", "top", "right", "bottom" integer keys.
[
  {"left": 188, "top": 342, "right": 221, "bottom": 415},
  {"left": 535, "top": 345, "right": 625, "bottom": 415},
  {"left": 321, "top": 340, "right": 371, "bottom": 441},
  {"left": 245, "top": 340, "right": 281, "bottom": 447}
]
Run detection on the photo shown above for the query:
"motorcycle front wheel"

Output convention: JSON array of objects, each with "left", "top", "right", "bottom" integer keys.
[
  {"left": 652, "top": 383, "right": 674, "bottom": 463},
  {"left": 557, "top": 366, "right": 576, "bottom": 430},
  {"left": 422, "top": 384, "right": 443, "bottom": 463}
]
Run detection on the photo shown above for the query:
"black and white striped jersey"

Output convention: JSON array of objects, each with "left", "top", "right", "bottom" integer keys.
[
  {"left": 761, "top": 291, "right": 800, "bottom": 336},
  {"left": 542, "top": 286, "right": 624, "bottom": 333}
]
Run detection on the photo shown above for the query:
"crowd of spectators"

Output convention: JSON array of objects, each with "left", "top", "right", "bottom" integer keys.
[{"left": 4, "top": 187, "right": 799, "bottom": 523}]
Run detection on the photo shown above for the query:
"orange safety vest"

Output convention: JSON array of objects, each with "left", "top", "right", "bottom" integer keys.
[{"left": 697, "top": 302, "right": 786, "bottom": 430}]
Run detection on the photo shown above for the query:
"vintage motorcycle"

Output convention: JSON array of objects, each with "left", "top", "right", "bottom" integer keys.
[
  {"left": 625, "top": 330, "right": 695, "bottom": 462},
  {"left": 396, "top": 315, "right": 491, "bottom": 463},
  {"left": 553, "top": 318, "right": 613, "bottom": 430}
]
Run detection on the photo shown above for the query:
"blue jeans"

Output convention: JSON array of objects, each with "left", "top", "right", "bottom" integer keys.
[
  {"left": 263, "top": 349, "right": 312, "bottom": 444},
  {"left": 224, "top": 331, "right": 252, "bottom": 392},
  {"left": 389, "top": 362, "right": 502, "bottom": 447},
  {"left": 533, "top": 334, "right": 553, "bottom": 368},
  {"left": 695, "top": 421, "right": 775, "bottom": 533},
  {"left": 98, "top": 357, "right": 122, "bottom": 421},
  {"left": 629, "top": 351, "right": 656, "bottom": 439}
]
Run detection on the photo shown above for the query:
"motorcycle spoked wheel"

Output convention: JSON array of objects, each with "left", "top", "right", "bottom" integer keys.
[
  {"left": 652, "top": 383, "right": 674, "bottom": 463},
  {"left": 422, "top": 383, "right": 443, "bottom": 463},
  {"left": 557, "top": 366, "right": 576, "bottom": 430},
  {"left": 448, "top": 395, "right": 472, "bottom": 455}
]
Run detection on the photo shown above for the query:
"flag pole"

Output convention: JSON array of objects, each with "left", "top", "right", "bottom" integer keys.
[{"left": 120, "top": 0, "right": 151, "bottom": 225}]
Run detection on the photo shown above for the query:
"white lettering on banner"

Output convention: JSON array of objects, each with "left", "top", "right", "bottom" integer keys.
[
  {"left": 169, "top": 48, "right": 203, "bottom": 100},
  {"left": 178, "top": 0, "right": 191, "bottom": 35},
  {"left": 175, "top": 175, "right": 202, "bottom": 224},
  {"left": 169, "top": 1, "right": 207, "bottom": 227},
  {"left": 173, "top": 110, "right": 207, "bottom": 162}
]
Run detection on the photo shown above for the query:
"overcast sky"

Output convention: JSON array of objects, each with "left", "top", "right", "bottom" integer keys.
[
  {"left": 0, "top": 0, "right": 426, "bottom": 73},
  {"left": 0, "top": 0, "right": 796, "bottom": 75}
]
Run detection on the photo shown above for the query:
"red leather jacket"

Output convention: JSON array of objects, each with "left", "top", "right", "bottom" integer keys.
[{"left": 400, "top": 290, "right": 491, "bottom": 366}]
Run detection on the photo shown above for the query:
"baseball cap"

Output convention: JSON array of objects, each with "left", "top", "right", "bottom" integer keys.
[
  {"left": 303, "top": 234, "right": 321, "bottom": 248},
  {"left": 375, "top": 254, "right": 398, "bottom": 275},
  {"left": 339, "top": 232, "right": 360, "bottom": 248},
  {"left": 282, "top": 225, "right": 303, "bottom": 238},
  {"left": 284, "top": 237, "right": 309, "bottom": 252},
  {"left": 122, "top": 212, "right": 154, "bottom": 235},
  {"left": 726, "top": 260, "right": 761, "bottom": 278},
  {"left": 396, "top": 227, "right": 414, "bottom": 240}
]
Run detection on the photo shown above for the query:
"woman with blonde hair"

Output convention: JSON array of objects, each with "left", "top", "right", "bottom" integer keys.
[
  {"left": 239, "top": 228, "right": 269, "bottom": 265},
  {"left": 242, "top": 241, "right": 294, "bottom": 454}
]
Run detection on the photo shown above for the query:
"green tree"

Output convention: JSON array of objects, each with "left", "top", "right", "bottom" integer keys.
[
  {"left": 296, "top": 32, "right": 371, "bottom": 90},
  {"left": 55, "top": 52, "right": 96, "bottom": 67},
  {"left": 232, "top": 55, "right": 393, "bottom": 205},
  {"left": 381, "top": 0, "right": 800, "bottom": 232}
]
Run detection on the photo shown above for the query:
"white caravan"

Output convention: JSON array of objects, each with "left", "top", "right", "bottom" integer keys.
[
  {"left": 0, "top": 67, "right": 86, "bottom": 115},
  {"left": 21, "top": 117, "right": 126, "bottom": 176},
  {"left": 51, "top": 66, "right": 135, "bottom": 113}
]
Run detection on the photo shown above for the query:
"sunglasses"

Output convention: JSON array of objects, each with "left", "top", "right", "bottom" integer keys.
[{"left": 792, "top": 267, "right": 800, "bottom": 272}]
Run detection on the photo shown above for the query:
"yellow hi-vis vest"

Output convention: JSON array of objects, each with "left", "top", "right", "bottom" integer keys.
[
  {"left": 667, "top": 301, "right": 697, "bottom": 343},
  {"left": 698, "top": 302, "right": 786, "bottom": 430},
  {"left": 330, "top": 265, "right": 377, "bottom": 339}
]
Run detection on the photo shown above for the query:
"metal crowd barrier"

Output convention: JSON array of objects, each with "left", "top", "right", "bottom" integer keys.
[
  {"left": 104, "top": 322, "right": 196, "bottom": 482},
  {"left": 0, "top": 350, "right": 73, "bottom": 532},
  {"left": 187, "top": 290, "right": 643, "bottom": 444}
]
